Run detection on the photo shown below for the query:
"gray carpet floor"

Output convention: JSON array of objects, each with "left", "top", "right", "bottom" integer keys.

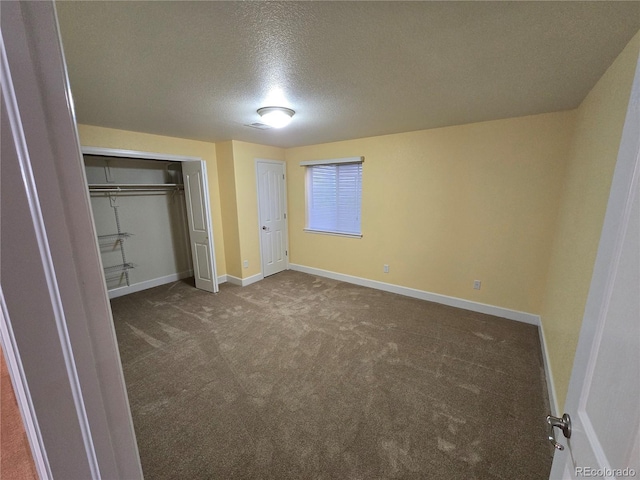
[{"left": 110, "top": 270, "right": 553, "bottom": 479}]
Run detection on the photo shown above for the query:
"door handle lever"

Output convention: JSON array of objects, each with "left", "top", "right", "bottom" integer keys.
[{"left": 546, "top": 413, "right": 571, "bottom": 450}]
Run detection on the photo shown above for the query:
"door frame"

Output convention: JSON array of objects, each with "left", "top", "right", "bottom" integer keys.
[
  {"left": 2, "top": 15, "right": 51, "bottom": 477},
  {"left": 81, "top": 146, "right": 219, "bottom": 293},
  {"left": 1, "top": 2, "right": 143, "bottom": 477},
  {"left": 255, "top": 158, "right": 289, "bottom": 279}
]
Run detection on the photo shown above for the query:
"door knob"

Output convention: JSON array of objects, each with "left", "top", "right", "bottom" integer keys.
[
  {"left": 546, "top": 413, "right": 571, "bottom": 450},
  {"left": 262, "top": 226, "right": 268, "bottom": 231}
]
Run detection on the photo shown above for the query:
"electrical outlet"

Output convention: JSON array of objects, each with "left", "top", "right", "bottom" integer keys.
[
  {"left": 243, "top": 260, "right": 249, "bottom": 269},
  {"left": 473, "top": 280, "right": 481, "bottom": 290},
  {"left": 383, "top": 264, "right": 389, "bottom": 273}
]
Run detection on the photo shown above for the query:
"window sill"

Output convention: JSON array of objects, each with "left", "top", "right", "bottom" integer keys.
[{"left": 303, "top": 228, "right": 362, "bottom": 239}]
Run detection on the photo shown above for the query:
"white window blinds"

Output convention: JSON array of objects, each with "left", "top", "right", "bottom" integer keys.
[{"left": 303, "top": 158, "right": 363, "bottom": 237}]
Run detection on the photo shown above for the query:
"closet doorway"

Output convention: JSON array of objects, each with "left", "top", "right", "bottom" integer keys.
[{"left": 82, "top": 147, "right": 218, "bottom": 296}]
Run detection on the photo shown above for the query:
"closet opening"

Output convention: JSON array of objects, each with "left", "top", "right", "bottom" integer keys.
[{"left": 82, "top": 147, "right": 218, "bottom": 297}]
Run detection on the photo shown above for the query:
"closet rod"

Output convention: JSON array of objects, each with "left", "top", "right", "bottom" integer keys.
[{"left": 88, "top": 183, "right": 184, "bottom": 193}]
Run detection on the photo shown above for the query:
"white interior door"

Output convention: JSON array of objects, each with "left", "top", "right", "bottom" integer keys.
[
  {"left": 257, "top": 160, "right": 288, "bottom": 277},
  {"left": 182, "top": 161, "right": 218, "bottom": 293},
  {"left": 549, "top": 55, "right": 640, "bottom": 479}
]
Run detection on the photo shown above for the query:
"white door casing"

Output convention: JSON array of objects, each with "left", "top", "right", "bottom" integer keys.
[
  {"left": 82, "top": 146, "right": 218, "bottom": 293},
  {"left": 81, "top": 147, "right": 219, "bottom": 294},
  {"left": 257, "top": 160, "right": 288, "bottom": 278},
  {"left": 549, "top": 52, "right": 640, "bottom": 479},
  {"left": 182, "top": 161, "right": 218, "bottom": 293}
]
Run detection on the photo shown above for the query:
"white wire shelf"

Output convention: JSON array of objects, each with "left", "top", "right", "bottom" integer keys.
[
  {"left": 97, "top": 233, "right": 132, "bottom": 244},
  {"left": 103, "top": 263, "right": 135, "bottom": 276}
]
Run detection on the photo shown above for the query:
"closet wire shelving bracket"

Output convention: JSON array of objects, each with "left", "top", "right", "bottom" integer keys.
[
  {"left": 102, "top": 191, "right": 135, "bottom": 286},
  {"left": 103, "top": 263, "right": 135, "bottom": 277},
  {"left": 97, "top": 232, "right": 132, "bottom": 244}
]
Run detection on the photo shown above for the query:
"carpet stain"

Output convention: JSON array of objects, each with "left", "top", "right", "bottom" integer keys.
[
  {"left": 127, "top": 323, "right": 164, "bottom": 349},
  {"left": 459, "top": 383, "right": 481, "bottom": 395},
  {"left": 157, "top": 321, "right": 189, "bottom": 340},
  {"left": 437, "top": 437, "right": 456, "bottom": 453},
  {"left": 145, "top": 299, "right": 165, "bottom": 307},
  {"left": 137, "top": 397, "right": 169, "bottom": 415},
  {"left": 381, "top": 438, "right": 418, "bottom": 474},
  {"left": 473, "top": 331, "right": 494, "bottom": 341},
  {"left": 461, "top": 449, "right": 482, "bottom": 465}
]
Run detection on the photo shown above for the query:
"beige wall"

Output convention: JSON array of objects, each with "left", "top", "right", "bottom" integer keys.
[
  {"left": 77, "top": 125, "right": 227, "bottom": 275},
  {"left": 216, "top": 141, "right": 241, "bottom": 278},
  {"left": 540, "top": 32, "right": 640, "bottom": 410},
  {"left": 228, "top": 141, "right": 286, "bottom": 278},
  {"left": 285, "top": 111, "right": 575, "bottom": 314}
]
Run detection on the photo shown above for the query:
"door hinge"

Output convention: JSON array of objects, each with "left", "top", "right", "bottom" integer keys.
[
  {"left": 284, "top": 213, "right": 287, "bottom": 219},
  {"left": 282, "top": 174, "right": 285, "bottom": 179},
  {"left": 286, "top": 250, "right": 288, "bottom": 256}
]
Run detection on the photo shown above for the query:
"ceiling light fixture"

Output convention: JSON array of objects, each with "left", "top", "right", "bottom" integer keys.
[{"left": 257, "top": 106, "right": 295, "bottom": 129}]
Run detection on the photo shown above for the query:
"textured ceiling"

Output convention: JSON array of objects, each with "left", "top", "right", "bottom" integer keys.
[{"left": 56, "top": 1, "right": 640, "bottom": 148}]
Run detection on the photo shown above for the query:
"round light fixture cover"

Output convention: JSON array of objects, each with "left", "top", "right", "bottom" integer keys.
[{"left": 257, "top": 106, "right": 295, "bottom": 129}]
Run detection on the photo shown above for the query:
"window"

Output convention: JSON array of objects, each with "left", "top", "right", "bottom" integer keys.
[{"left": 301, "top": 157, "right": 363, "bottom": 237}]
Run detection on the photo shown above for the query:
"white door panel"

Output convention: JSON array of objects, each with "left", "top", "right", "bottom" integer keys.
[
  {"left": 194, "top": 242, "right": 212, "bottom": 282},
  {"left": 182, "top": 161, "right": 217, "bottom": 293},
  {"left": 257, "top": 160, "right": 288, "bottom": 278},
  {"left": 186, "top": 170, "right": 206, "bottom": 232},
  {"left": 549, "top": 54, "right": 640, "bottom": 479}
]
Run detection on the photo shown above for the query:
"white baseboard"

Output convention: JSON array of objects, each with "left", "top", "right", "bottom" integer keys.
[
  {"left": 226, "top": 273, "right": 263, "bottom": 287},
  {"left": 108, "top": 270, "right": 193, "bottom": 299},
  {"left": 217, "top": 274, "right": 227, "bottom": 284},
  {"left": 241, "top": 273, "right": 264, "bottom": 286},
  {"left": 538, "top": 319, "right": 560, "bottom": 416},
  {"left": 226, "top": 275, "right": 242, "bottom": 286},
  {"left": 289, "top": 264, "right": 540, "bottom": 325}
]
